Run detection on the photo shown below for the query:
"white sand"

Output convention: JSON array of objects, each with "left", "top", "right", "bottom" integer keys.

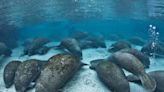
[{"left": 0, "top": 41, "right": 164, "bottom": 92}]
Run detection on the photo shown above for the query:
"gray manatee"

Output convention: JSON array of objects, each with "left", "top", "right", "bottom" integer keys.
[
  {"left": 14, "top": 59, "right": 45, "bottom": 92},
  {"left": 35, "top": 53, "right": 82, "bottom": 92},
  {"left": 22, "top": 38, "right": 50, "bottom": 56},
  {"left": 3, "top": 61, "right": 22, "bottom": 88},
  {"left": 79, "top": 39, "right": 106, "bottom": 49},
  {"left": 69, "top": 31, "right": 89, "bottom": 41},
  {"left": 95, "top": 61, "right": 130, "bottom": 92},
  {"left": 108, "top": 40, "right": 131, "bottom": 53},
  {"left": 37, "top": 46, "right": 50, "bottom": 55},
  {"left": 111, "top": 52, "right": 156, "bottom": 91},
  {"left": 141, "top": 42, "right": 164, "bottom": 58},
  {"left": 58, "top": 38, "right": 82, "bottom": 59},
  {"left": 127, "top": 70, "right": 164, "bottom": 92},
  {"left": 128, "top": 36, "right": 145, "bottom": 46},
  {"left": 120, "top": 48, "right": 150, "bottom": 68}
]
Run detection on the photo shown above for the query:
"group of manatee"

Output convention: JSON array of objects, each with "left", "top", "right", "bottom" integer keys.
[
  {"left": 4, "top": 53, "right": 86, "bottom": 92},
  {"left": 3, "top": 31, "right": 164, "bottom": 92}
]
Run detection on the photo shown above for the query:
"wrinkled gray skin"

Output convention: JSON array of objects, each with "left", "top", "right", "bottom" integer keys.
[
  {"left": 128, "top": 36, "right": 145, "bottom": 46},
  {"left": 111, "top": 52, "right": 156, "bottom": 91},
  {"left": 3, "top": 61, "right": 21, "bottom": 88},
  {"left": 35, "top": 54, "right": 82, "bottom": 92},
  {"left": 0, "top": 42, "right": 12, "bottom": 57},
  {"left": 22, "top": 38, "right": 50, "bottom": 56},
  {"left": 120, "top": 48, "right": 150, "bottom": 68},
  {"left": 127, "top": 70, "right": 164, "bottom": 92},
  {"left": 14, "top": 59, "right": 46, "bottom": 92},
  {"left": 108, "top": 40, "right": 131, "bottom": 53},
  {"left": 89, "top": 59, "right": 104, "bottom": 70},
  {"left": 141, "top": 42, "right": 164, "bottom": 58},
  {"left": 95, "top": 61, "right": 130, "bottom": 92},
  {"left": 58, "top": 38, "right": 82, "bottom": 59}
]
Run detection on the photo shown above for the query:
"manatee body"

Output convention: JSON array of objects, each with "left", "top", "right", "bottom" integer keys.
[
  {"left": 35, "top": 54, "right": 81, "bottom": 92},
  {"left": 120, "top": 48, "right": 150, "bottom": 68},
  {"left": 3, "top": 61, "right": 21, "bottom": 88},
  {"left": 141, "top": 42, "right": 164, "bottom": 58},
  {"left": 112, "top": 52, "right": 156, "bottom": 91},
  {"left": 22, "top": 38, "right": 50, "bottom": 56},
  {"left": 79, "top": 39, "right": 106, "bottom": 49},
  {"left": 87, "top": 36, "right": 106, "bottom": 48},
  {"left": 14, "top": 59, "right": 44, "bottom": 92},
  {"left": 108, "top": 40, "right": 131, "bottom": 53},
  {"left": 127, "top": 70, "right": 164, "bottom": 92},
  {"left": 59, "top": 38, "right": 82, "bottom": 58},
  {"left": 0, "top": 42, "right": 12, "bottom": 57},
  {"left": 95, "top": 61, "right": 130, "bottom": 92},
  {"left": 37, "top": 46, "right": 50, "bottom": 55},
  {"left": 69, "top": 31, "right": 89, "bottom": 41},
  {"left": 128, "top": 36, "right": 145, "bottom": 46}
]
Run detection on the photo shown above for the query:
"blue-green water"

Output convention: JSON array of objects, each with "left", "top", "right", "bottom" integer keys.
[
  {"left": 19, "top": 19, "right": 164, "bottom": 41},
  {"left": 1, "top": 1, "right": 164, "bottom": 92},
  {"left": 0, "top": 0, "right": 164, "bottom": 41}
]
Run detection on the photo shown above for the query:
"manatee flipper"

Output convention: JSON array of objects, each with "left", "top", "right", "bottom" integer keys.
[{"left": 139, "top": 73, "right": 156, "bottom": 91}]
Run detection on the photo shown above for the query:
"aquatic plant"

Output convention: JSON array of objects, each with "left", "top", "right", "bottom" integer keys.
[{"left": 148, "top": 24, "right": 159, "bottom": 59}]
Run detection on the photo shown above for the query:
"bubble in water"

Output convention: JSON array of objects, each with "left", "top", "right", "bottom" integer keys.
[
  {"left": 153, "top": 26, "right": 156, "bottom": 30},
  {"left": 156, "top": 32, "right": 159, "bottom": 35},
  {"left": 148, "top": 24, "right": 160, "bottom": 59},
  {"left": 149, "top": 24, "right": 153, "bottom": 28}
]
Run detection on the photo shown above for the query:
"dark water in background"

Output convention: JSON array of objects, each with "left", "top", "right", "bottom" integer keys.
[{"left": 0, "top": 0, "right": 164, "bottom": 41}]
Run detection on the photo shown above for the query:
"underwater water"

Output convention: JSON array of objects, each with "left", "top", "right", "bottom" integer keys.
[{"left": 1, "top": 0, "right": 164, "bottom": 92}]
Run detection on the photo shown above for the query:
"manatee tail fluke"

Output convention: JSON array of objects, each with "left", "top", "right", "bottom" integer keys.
[{"left": 139, "top": 72, "right": 156, "bottom": 91}]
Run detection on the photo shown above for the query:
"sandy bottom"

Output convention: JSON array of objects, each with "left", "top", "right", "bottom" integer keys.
[{"left": 0, "top": 41, "right": 164, "bottom": 92}]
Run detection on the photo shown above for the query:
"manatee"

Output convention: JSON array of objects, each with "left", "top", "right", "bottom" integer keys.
[
  {"left": 37, "top": 46, "right": 50, "bottom": 55},
  {"left": 89, "top": 59, "right": 104, "bottom": 70},
  {"left": 58, "top": 38, "right": 82, "bottom": 59},
  {"left": 14, "top": 59, "right": 45, "bottom": 92},
  {"left": 22, "top": 38, "right": 50, "bottom": 56},
  {"left": 95, "top": 61, "right": 130, "bottom": 92},
  {"left": 35, "top": 53, "right": 82, "bottom": 92},
  {"left": 84, "top": 35, "right": 106, "bottom": 48},
  {"left": 79, "top": 38, "right": 106, "bottom": 49},
  {"left": 3, "top": 61, "right": 21, "bottom": 88},
  {"left": 0, "top": 42, "right": 12, "bottom": 57},
  {"left": 120, "top": 48, "right": 150, "bottom": 68},
  {"left": 111, "top": 52, "right": 156, "bottom": 91},
  {"left": 128, "top": 36, "right": 145, "bottom": 46},
  {"left": 141, "top": 42, "right": 164, "bottom": 58},
  {"left": 127, "top": 70, "right": 164, "bottom": 92},
  {"left": 108, "top": 40, "right": 131, "bottom": 53},
  {"left": 69, "top": 31, "right": 89, "bottom": 41}
]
